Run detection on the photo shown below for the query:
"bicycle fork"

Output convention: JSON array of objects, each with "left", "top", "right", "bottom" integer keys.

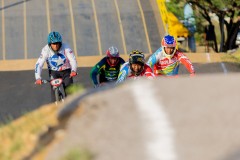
[{"left": 53, "top": 86, "right": 64, "bottom": 105}]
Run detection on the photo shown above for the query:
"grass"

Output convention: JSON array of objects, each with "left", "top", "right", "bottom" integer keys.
[
  {"left": 0, "top": 103, "right": 59, "bottom": 160},
  {"left": 61, "top": 148, "right": 94, "bottom": 160},
  {"left": 0, "top": 85, "right": 87, "bottom": 160},
  {"left": 221, "top": 48, "right": 240, "bottom": 65},
  {"left": 66, "top": 84, "right": 85, "bottom": 95},
  {"left": 0, "top": 103, "right": 94, "bottom": 160}
]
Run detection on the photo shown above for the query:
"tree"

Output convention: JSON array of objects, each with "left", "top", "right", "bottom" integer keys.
[{"left": 167, "top": 0, "right": 240, "bottom": 52}]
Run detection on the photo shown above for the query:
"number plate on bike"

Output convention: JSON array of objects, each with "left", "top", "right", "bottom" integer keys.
[{"left": 50, "top": 78, "right": 63, "bottom": 87}]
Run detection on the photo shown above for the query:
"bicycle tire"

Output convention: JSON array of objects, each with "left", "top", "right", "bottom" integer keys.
[
  {"left": 55, "top": 88, "right": 60, "bottom": 102},
  {"left": 59, "top": 91, "right": 64, "bottom": 102}
]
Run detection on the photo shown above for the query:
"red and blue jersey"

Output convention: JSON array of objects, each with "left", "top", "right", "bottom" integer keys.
[{"left": 147, "top": 47, "right": 195, "bottom": 76}]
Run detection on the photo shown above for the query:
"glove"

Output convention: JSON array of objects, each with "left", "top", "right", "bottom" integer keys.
[
  {"left": 70, "top": 71, "right": 77, "bottom": 78},
  {"left": 35, "top": 79, "right": 42, "bottom": 85}
]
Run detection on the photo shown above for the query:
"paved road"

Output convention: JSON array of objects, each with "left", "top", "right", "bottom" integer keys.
[
  {"left": 0, "top": 67, "right": 92, "bottom": 122},
  {"left": 0, "top": 61, "right": 240, "bottom": 123},
  {"left": 2, "top": 1, "right": 240, "bottom": 159},
  {"left": 0, "top": 0, "right": 162, "bottom": 60}
]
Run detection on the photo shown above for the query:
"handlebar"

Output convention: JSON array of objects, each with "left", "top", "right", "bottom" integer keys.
[
  {"left": 42, "top": 79, "right": 50, "bottom": 84},
  {"left": 41, "top": 78, "right": 63, "bottom": 87}
]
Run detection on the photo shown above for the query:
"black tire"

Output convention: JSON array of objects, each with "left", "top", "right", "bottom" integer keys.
[
  {"left": 55, "top": 88, "right": 60, "bottom": 102},
  {"left": 59, "top": 91, "right": 64, "bottom": 102}
]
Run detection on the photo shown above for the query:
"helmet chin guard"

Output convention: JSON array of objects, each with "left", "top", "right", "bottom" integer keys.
[
  {"left": 161, "top": 35, "right": 177, "bottom": 58},
  {"left": 162, "top": 47, "right": 176, "bottom": 59}
]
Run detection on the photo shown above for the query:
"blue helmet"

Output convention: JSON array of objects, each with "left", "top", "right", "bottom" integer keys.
[
  {"left": 47, "top": 31, "right": 62, "bottom": 45},
  {"left": 161, "top": 35, "right": 177, "bottom": 58}
]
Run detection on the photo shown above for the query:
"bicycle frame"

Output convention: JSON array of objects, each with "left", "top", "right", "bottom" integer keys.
[{"left": 43, "top": 78, "right": 64, "bottom": 104}]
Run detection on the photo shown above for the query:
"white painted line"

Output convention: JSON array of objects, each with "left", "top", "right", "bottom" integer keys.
[
  {"left": 1, "top": 0, "right": 6, "bottom": 60},
  {"left": 114, "top": 0, "right": 127, "bottom": 55},
  {"left": 137, "top": 0, "right": 152, "bottom": 54},
  {"left": 68, "top": 0, "right": 78, "bottom": 57},
  {"left": 220, "top": 62, "right": 228, "bottom": 74},
  {"left": 46, "top": 0, "right": 51, "bottom": 33},
  {"left": 206, "top": 52, "right": 227, "bottom": 74},
  {"left": 91, "top": 0, "right": 102, "bottom": 55},
  {"left": 131, "top": 81, "right": 177, "bottom": 160},
  {"left": 206, "top": 52, "right": 211, "bottom": 62},
  {"left": 24, "top": 0, "right": 27, "bottom": 59}
]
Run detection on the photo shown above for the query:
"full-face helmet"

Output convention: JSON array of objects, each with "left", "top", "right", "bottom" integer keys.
[
  {"left": 129, "top": 50, "right": 145, "bottom": 76},
  {"left": 106, "top": 46, "right": 119, "bottom": 66},
  {"left": 161, "top": 35, "right": 177, "bottom": 58}
]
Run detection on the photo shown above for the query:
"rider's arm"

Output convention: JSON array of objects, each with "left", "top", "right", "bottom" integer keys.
[
  {"left": 65, "top": 47, "right": 77, "bottom": 72},
  {"left": 146, "top": 48, "right": 162, "bottom": 68},
  {"left": 119, "top": 57, "right": 126, "bottom": 65},
  {"left": 116, "top": 62, "right": 130, "bottom": 84},
  {"left": 90, "top": 58, "right": 106, "bottom": 86},
  {"left": 118, "top": 58, "right": 126, "bottom": 72},
  {"left": 35, "top": 46, "right": 48, "bottom": 80},
  {"left": 177, "top": 51, "right": 195, "bottom": 74},
  {"left": 144, "top": 64, "right": 155, "bottom": 79}
]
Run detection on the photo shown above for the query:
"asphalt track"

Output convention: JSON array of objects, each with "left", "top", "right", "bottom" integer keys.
[
  {"left": 0, "top": 61, "right": 240, "bottom": 123},
  {"left": 0, "top": 0, "right": 164, "bottom": 122},
  {"left": 1, "top": 1, "right": 240, "bottom": 159},
  {"left": 0, "top": 0, "right": 162, "bottom": 59},
  {"left": 0, "top": 67, "right": 92, "bottom": 122}
]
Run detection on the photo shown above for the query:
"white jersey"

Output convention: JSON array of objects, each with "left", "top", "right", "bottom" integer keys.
[{"left": 35, "top": 43, "right": 77, "bottom": 80}]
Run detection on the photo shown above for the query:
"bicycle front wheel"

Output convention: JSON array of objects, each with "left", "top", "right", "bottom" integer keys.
[{"left": 55, "top": 88, "right": 60, "bottom": 102}]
